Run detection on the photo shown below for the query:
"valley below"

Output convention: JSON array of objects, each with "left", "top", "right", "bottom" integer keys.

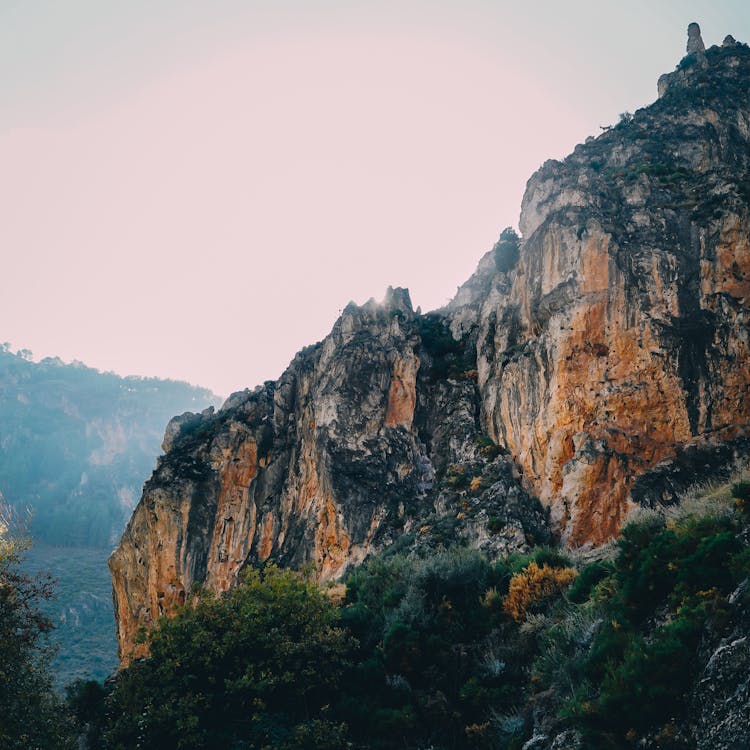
[{"left": 23, "top": 545, "right": 118, "bottom": 687}]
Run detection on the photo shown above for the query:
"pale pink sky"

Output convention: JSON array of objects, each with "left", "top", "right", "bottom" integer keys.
[{"left": 2, "top": 1, "right": 747, "bottom": 397}]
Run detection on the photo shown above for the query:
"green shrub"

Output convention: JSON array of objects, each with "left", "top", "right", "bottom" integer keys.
[
  {"left": 732, "top": 481, "right": 750, "bottom": 516},
  {"left": 566, "top": 561, "right": 613, "bottom": 604},
  {"left": 106, "top": 566, "right": 355, "bottom": 750},
  {"left": 493, "top": 228, "right": 520, "bottom": 273},
  {"left": 446, "top": 465, "right": 470, "bottom": 489},
  {"left": 475, "top": 435, "right": 500, "bottom": 460},
  {"left": 573, "top": 512, "right": 746, "bottom": 743},
  {"left": 339, "top": 548, "right": 530, "bottom": 748},
  {"left": 487, "top": 516, "right": 504, "bottom": 534},
  {"left": 531, "top": 547, "right": 574, "bottom": 571}
]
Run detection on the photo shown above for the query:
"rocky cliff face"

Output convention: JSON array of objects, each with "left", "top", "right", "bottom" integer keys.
[
  {"left": 110, "top": 289, "right": 549, "bottom": 660},
  {"left": 111, "top": 38, "right": 750, "bottom": 661},
  {"left": 450, "top": 36, "right": 750, "bottom": 546}
]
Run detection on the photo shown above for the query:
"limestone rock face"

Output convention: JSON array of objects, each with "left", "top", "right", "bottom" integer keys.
[
  {"left": 687, "top": 22, "right": 706, "bottom": 55},
  {"left": 688, "top": 580, "right": 750, "bottom": 749},
  {"left": 110, "top": 288, "right": 549, "bottom": 661},
  {"left": 448, "top": 40, "right": 750, "bottom": 545},
  {"left": 111, "top": 39, "right": 750, "bottom": 661}
]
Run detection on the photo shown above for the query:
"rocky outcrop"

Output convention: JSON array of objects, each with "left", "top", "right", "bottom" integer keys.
[
  {"left": 111, "top": 32, "right": 750, "bottom": 660},
  {"left": 110, "top": 289, "right": 549, "bottom": 661},
  {"left": 689, "top": 580, "right": 750, "bottom": 749},
  {"left": 449, "top": 35, "right": 750, "bottom": 545},
  {"left": 687, "top": 22, "right": 706, "bottom": 55}
]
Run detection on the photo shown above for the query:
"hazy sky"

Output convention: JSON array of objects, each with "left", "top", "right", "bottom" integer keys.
[{"left": 2, "top": 1, "right": 748, "bottom": 397}]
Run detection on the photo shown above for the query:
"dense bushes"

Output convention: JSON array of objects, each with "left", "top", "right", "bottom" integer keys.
[
  {"left": 105, "top": 566, "right": 354, "bottom": 749},
  {"left": 74, "top": 498, "right": 750, "bottom": 749},
  {"left": 0, "top": 507, "right": 75, "bottom": 749},
  {"left": 549, "top": 512, "right": 749, "bottom": 746},
  {"left": 82, "top": 550, "right": 537, "bottom": 749},
  {"left": 339, "top": 549, "right": 518, "bottom": 748}
]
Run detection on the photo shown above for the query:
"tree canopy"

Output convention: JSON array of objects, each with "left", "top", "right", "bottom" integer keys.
[
  {"left": 0, "top": 505, "right": 74, "bottom": 748},
  {"left": 106, "top": 565, "right": 354, "bottom": 750}
]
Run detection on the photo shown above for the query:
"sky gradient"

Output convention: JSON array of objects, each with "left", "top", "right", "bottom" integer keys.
[{"left": 2, "top": 1, "right": 749, "bottom": 397}]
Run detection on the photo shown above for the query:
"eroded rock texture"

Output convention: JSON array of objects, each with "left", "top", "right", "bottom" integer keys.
[
  {"left": 450, "top": 39, "right": 750, "bottom": 546},
  {"left": 111, "top": 40, "right": 750, "bottom": 660},
  {"left": 110, "top": 289, "right": 548, "bottom": 660},
  {"left": 688, "top": 580, "right": 750, "bottom": 749}
]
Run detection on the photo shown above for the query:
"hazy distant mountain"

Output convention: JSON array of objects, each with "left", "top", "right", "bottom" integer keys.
[{"left": 0, "top": 345, "right": 221, "bottom": 548}]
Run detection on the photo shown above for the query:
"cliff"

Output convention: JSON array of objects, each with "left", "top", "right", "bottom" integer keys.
[
  {"left": 450, "top": 35, "right": 750, "bottom": 546},
  {"left": 110, "top": 289, "right": 549, "bottom": 660},
  {"left": 111, "top": 35, "right": 750, "bottom": 661}
]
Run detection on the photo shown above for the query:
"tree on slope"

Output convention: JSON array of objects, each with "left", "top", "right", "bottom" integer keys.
[
  {"left": 106, "top": 565, "right": 354, "bottom": 750},
  {"left": 0, "top": 503, "right": 74, "bottom": 749}
]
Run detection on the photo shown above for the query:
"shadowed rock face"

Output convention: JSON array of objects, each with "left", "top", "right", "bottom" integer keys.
[{"left": 111, "top": 39, "right": 750, "bottom": 660}]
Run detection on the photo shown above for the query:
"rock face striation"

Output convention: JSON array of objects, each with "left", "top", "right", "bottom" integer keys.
[
  {"left": 111, "top": 34, "right": 750, "bottom": 661},
  {"left": 451, "top": 35, "right": 750, "bottom": 547},
  {"left": 110, "top": 289, "right": 550, "bottom": 660}
]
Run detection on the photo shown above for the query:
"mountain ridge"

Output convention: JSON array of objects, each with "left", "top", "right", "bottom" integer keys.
[
  {"left": 0, "top": 345, "right": 220, "bottom": 547},
  {"left": 110, "top": 31, "right": 750, "bottom": 663}
]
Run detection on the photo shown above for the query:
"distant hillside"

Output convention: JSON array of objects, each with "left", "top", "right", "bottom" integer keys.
[{"left": 0, "top": 345, "right": 221, "bottom": 548}]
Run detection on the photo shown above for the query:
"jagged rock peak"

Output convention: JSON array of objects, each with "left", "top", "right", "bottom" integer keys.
[
  {"left": 382, "top": 285, "right": 413, "bottom": 312},
  {"left": 335, "top": 288, "right": 417, "bottom": 343},
  {"left": 357, "top": 285, "right": 414, "bottom": 315},
  {"left": 687, "top": 22, "right": 706, "bottom": 54},
  {"left": 658, "top": 24, "right": 748, "bottom": 98}
]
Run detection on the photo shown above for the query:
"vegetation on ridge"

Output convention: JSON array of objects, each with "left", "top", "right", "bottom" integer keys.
[{"left": 0, "top": 345, "right": 218, "bottom": 548}]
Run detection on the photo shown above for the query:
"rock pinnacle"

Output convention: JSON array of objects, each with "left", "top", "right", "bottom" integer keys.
[{"left": 687, "top": 22, "right": 706, "bottom": 54}]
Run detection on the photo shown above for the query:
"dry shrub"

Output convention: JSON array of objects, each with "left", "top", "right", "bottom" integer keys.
[{"left": 503, "top": 562, "right": 577, "bottom": 621}]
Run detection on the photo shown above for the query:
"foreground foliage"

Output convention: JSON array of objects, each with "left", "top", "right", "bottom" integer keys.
[
  {"left": 76, "top": 489, "right": 750, "bottom": 749},
  {"left": 105, "top": 566, "right": 353, "bottom": 749},
  {"left": 0, "top": 508, "right": 75, "bottom": 749}
]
